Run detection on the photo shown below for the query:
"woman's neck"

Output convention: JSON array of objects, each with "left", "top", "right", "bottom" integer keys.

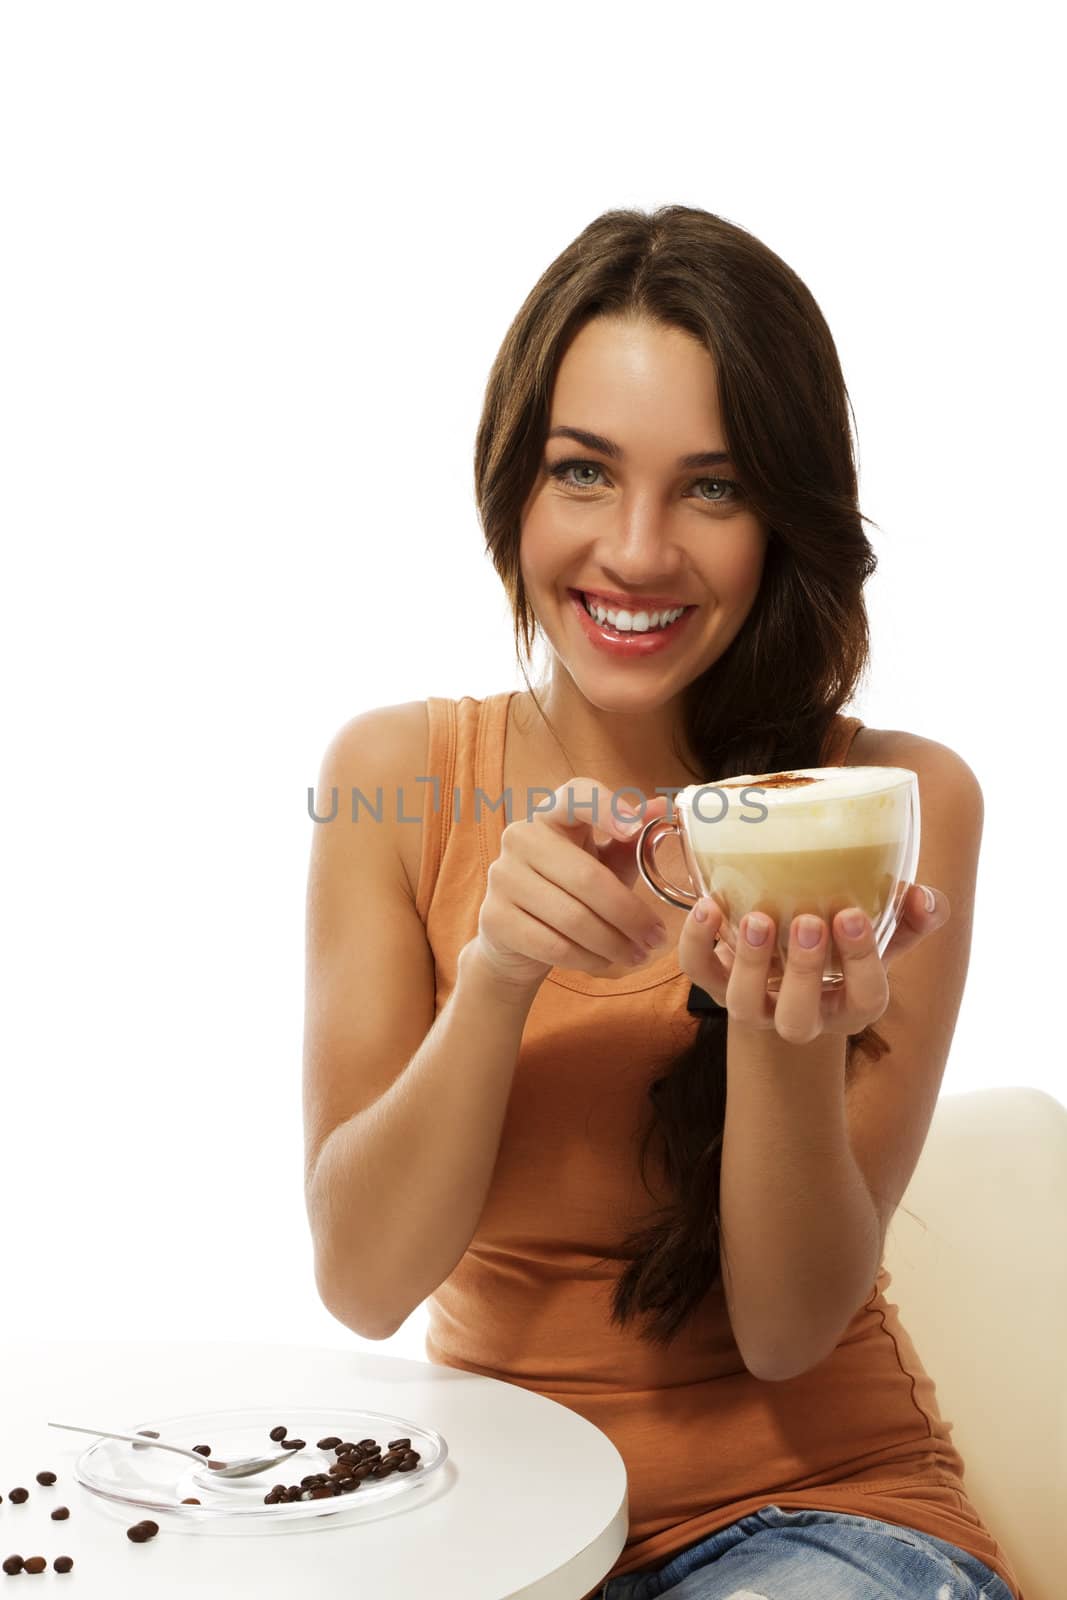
[{"left": 510, "top": 680, "right": 703, "bottom": 802}]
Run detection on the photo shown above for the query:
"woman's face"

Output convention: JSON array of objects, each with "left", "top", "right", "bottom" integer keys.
[{"left": 520, "top": 315, "right": 769, "bottom": 711}]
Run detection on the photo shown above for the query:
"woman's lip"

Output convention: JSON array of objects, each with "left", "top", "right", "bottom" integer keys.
[
  {"left": 568, "top": 587, "right": 694, "bottom": 612},
  {"left": 568, "top": 589, "right": 697, "bottom": 657}
]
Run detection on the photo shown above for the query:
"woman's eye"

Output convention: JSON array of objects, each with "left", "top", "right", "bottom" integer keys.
[{"left": 547, "top": 459, "right": 739, "bottom": 504}]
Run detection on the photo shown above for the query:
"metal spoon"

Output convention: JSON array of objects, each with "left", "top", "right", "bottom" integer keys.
[{"left": 47, "top": 1421, "right": 302, "bottom": 1479}]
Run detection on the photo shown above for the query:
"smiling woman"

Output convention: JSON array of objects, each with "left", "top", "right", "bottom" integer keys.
[{"left": 304, "top": 204, "right": 1022, "bottom": 1600}]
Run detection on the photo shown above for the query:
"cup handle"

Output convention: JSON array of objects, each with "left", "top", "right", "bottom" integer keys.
[{"left": 635, "top": 817, "right": 700, "bottom": 910}]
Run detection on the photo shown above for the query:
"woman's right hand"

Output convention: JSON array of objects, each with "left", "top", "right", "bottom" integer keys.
[{"left": 472, "top": 779, "right": 672, "bottom": 993}]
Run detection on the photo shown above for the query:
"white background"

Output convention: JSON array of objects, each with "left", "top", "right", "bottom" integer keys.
[{"left": 1, "top": 2, "right": 1061, "bottom": 1358}]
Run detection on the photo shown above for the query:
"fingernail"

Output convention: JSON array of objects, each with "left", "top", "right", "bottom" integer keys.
[
  {"left": 617, "top": 813, "right": 642, "bottom": 835},
  {"left": 797, "top": 915, "right": 823, "bottom": 948},
  {"left": 645, "top": 923, "right": 668, "bottom": 948},
  {"left": 840, "top": 910, "right": 865, "bottom": 938},
  {"left": 745, "top": 914, "right": 769, "bottom": 946},
  {"left": 921, "top": 885, "right": 936, "bottom": 914},
  {"left": 693, "top": 898, "right": 709, "bottom": 923}
]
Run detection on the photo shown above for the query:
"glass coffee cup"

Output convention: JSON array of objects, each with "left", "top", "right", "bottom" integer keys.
[{"left": 636, "top": 766, "right": 920, "bottom": 993}]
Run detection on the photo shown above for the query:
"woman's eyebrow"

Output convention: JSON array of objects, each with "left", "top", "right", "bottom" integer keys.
[{"left": 546, "top": 425, "right": 734, "bottom": 469}]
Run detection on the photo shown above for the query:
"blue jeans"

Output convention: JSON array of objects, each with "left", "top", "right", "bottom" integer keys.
[{"left": 599, "top": 1504, "right": 1016, "bottom": 1599}]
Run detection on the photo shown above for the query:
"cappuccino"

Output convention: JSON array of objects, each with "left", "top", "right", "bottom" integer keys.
[{"left": 674, "top": 765, "right": 919, "bottom": 988}]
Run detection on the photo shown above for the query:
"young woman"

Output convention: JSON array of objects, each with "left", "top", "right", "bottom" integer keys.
[{"left": 303, "top": 207, "right": 1022, "bottom": 1600}]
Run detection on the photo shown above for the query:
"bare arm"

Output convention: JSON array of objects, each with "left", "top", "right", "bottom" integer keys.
[
  {"left": 308, "top": 939, "right": 538, "bottom": 1338},
  {"left": 302, "top": 704, "right": 541, "bottom": 1339}
]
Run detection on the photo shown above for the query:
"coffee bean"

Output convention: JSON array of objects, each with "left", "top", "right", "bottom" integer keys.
[
  {"left": 181, "top": 1498, "right": 201, "bottom": 1505},
  {"left": 24, "top": 1555, "right": 47, "bottom": 1574},
  {"left": 280, "top": 1438, "right": 305, "bottom": 1451},
  {"left": 51, "top": 1506, "right": 70, "bottom": 1520},
  {"left": 192, "top": 1445, "right": 212, "bottom": 1457},
  {"left": 139, "top": 1521, "right": 159, "bottom": 1537},
  {"left": 387, "top": 1438, "right": 411, "bottom": 1450},
  {"left": 356, "top": 1438, "right": 375, "bottom": 1448},
  {"left": 35, "top": 1471, "right": 57, "bottom": 1487},
  {"left": 8, "top": 1488, "right": 28, "bottom": 1503},
  {"left": 54, "top": 1556, "right": 74, "bottom": 1573},
  {"left": 268, "top": 1425, "right": 288, "bottom": 1442},
  {"left": 126, "top": 1519, "right": 159, "bottom": 1542},
  {"left": 2, "top": 1556, "right": 24, "bottom": 1575},
  {"left": 316, "top": 1435, "right": 342, "bottom": 1449},
  {"left": 397, "top": 1457, "right": 418, "bottom": 1472}
]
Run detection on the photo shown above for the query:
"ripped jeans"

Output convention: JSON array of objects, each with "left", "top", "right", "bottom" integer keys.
[{"left": 598, "top": 1505, "right": 1016, "bottom": 1599}]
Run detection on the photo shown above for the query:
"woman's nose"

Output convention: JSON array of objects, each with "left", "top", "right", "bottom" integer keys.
[{"left": 596, "top": 508, "right": 684, "bottom": 586}]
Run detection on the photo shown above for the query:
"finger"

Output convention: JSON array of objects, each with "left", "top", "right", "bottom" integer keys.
[
  {"left": 725, "top": 911, "right": 777, "bottom": 1027},
  {"left": 769, "top": 914, "right": 834, "bottom": 1044},
  {"left": 878, "top": 882, "right": 950, "bottom": 969},
  {"left": 506, "top": 823, "right": 666, "bottom": 955},
  {"left": 539, "top": 777, "right": 649, "bottom": 844},
  {"left": 591, "top": 793, "right": 672, "bottom": 889},
  {"left": 498, "top": 853, "right": 661, "bottom": 969},
  {"left": 831, "top": 907, "right": 890, "bottom": 1021},
  {"left": 676, "top": 896, "right": 732, "bottom": 1002}
]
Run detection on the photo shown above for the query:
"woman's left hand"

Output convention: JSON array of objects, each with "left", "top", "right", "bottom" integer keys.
[{"left": 677, "top": 884, "right": 951, "bottom": 1043}]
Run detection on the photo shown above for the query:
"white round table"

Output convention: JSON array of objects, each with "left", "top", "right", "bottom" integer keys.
[{"left": 0, "top": 1340, "right": 628, "bottom": 1599}]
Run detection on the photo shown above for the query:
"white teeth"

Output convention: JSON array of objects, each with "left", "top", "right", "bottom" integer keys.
[{"left": 582, "top": 593, "right": 685, "bottom": 631}]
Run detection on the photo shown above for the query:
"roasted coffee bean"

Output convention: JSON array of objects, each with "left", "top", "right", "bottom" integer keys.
[
  {"left": 8, "top": 1488, "right": 29, "bottom": 1503},
  {"left": 192, "top": 1444, "right": 212, "bottom": 1457},
  {"left": 397, "top": 1457, "right": 418, "bottom": 1472},
  {"left": 2, "top": 1557, "right": 24, "bottom": 1575},
  {"left": 280, "top": 1438, "right": 306, "bottom": 1451},
  {"left": 132, "top": 1429, "right": 160, "bottom": 1450},
  {"left": 35, "top": 1471, "right": 57, "bottom": 1487},
  {"left": 23, "top": 1555, "right": 47, "bottom": 1574},
  {"left": 51, "top": 1506, "right": 70, "bottom": 1520},
  {"left": 268, "top": 1425, "right": 288, "bottom": 1442},
  {"left": 316, "top": 1435, "right": 342, "bottom": 1449},
  {"left": 387, "top": 1438, "right": 411, "bottom": 1450},
  {"left": 127, "top": 1519, "right": 159, "bottom": 1542},
  {"left": 181, "top": 1498, "right": 201, "bottom": 1505},
  {"left": 285, "top": 1486, "right": 302, "bottom": 1502},
  {"left": 309, "top": 1486, "right": 335, "bottom": 1500},
  {"left": 54, "top": 1557, "right": 74, "bottom": 1573}
]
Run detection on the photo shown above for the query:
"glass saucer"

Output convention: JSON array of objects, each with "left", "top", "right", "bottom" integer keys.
[{"left": 72, "top": 1406, "right": 448, "bottom": 1533}]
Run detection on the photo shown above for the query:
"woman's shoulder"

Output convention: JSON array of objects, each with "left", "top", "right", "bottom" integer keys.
[
  {"left": 317, "top": 700, "right": 433, "bottom": 898},
  {"left": 848, "top": 724, "right": 983, "bottom": 808}
]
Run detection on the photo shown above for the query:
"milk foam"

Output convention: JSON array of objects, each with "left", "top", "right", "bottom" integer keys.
[{"left": 679, "top": 766, "right": 914, "bottom": 852}]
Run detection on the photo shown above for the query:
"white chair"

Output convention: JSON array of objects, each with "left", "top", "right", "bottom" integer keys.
[{"left": 883, "top": 1087, "right": 1067, "bottom": 1600}]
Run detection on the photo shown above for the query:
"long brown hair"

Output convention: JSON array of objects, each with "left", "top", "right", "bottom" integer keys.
[{"left": 474, "top": 204, "right": 890, "bottom": 1348}]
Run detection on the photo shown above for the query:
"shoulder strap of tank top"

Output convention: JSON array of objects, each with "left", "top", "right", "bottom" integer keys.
[
  {"left": 415, "top": 697, "right": 457, "bottom": 924},
  {"left": 821, "top": 713, "right": 864, "bottom": 766}
]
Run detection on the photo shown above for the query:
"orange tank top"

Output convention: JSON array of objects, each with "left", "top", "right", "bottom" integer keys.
[{"left": 414, "top": 690, "right": 1023, "bottom": 1600}]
